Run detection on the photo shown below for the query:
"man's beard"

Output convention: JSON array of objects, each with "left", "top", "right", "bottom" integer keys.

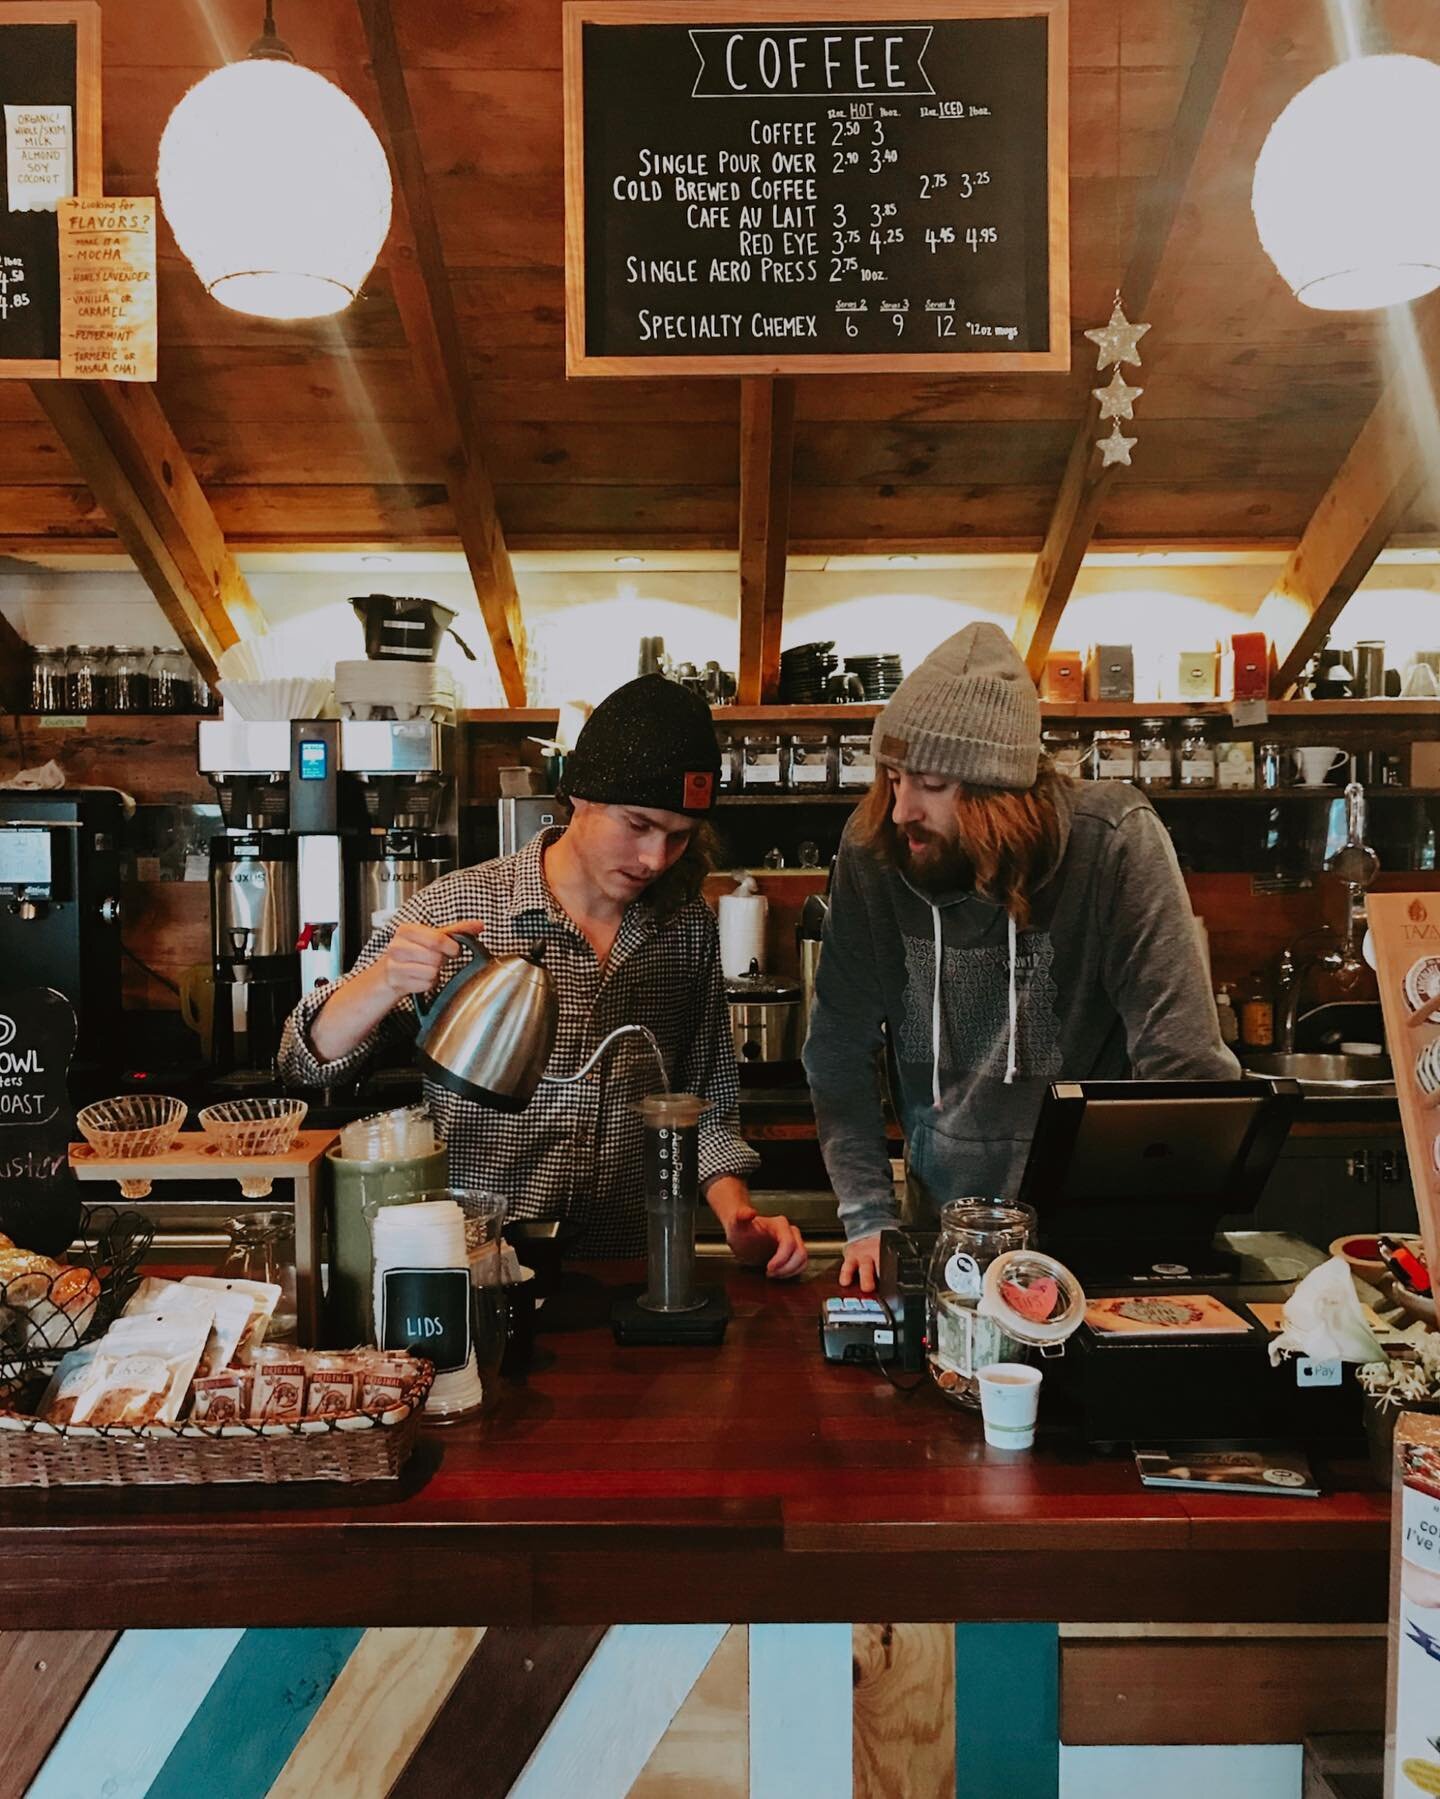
[{"left": 897, "top": 828, "right": 971, "bottom": 894}]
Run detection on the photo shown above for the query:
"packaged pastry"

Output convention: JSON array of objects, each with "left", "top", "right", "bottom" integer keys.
[
  {"left": 360, "top": 1351, "right": 417, "bottom": 1414},
  {"left": 305, "top": 1354, "right": 361, "bottom": 1418},
  {"left": 191, "top": 1371, "right": 249, "bottom": 1426},
  {"left": 38, "top": 1344, "right": 102, "bottom": 1426},
  {"left": 69, "top": 1315, "right": 211, "bottom": 1429},
  {"left": 183, "top": 1276, "right": 281, "bottom": 1365},
  {"left": 249, "top": 1345, "right": 305, "bottom": 1421}
]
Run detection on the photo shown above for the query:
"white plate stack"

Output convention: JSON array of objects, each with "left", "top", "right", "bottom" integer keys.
[
  {"left": 334, "top": 660, "right": 458, "bottom": 721},
  {"left": 372, "top": 1200, "right": 483, "bottom": 1420}
]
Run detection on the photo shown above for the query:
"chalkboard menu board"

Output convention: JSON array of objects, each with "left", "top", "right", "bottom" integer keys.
[
  {"left": 0, "top": 4, "right": 101, "bottom": 378},
  {"left": 563, "top": 1, "right": 1068, "bottom": 375}
]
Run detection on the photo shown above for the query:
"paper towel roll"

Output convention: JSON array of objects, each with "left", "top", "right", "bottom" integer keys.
[{"left": 719, "top": 888, "right": 767, "bottom": 979}]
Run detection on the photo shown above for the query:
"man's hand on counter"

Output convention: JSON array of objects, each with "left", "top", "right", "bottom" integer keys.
[
  {"left": 705, "top": 1178, "right": 808, "bottom": 1279},
  {"left": 838, "top": 1234, "right": 882, "bottom": 1294}
]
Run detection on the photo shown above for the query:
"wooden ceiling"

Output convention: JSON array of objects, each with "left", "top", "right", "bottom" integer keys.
[{"left": 2, "top": 0, "right": 1440, "bottom": 697}]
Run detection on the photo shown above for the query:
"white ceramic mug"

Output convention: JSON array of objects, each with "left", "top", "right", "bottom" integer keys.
[
  {"left": 976, "top": 1362, "right": 1043, "bottom": 1449},
  {"left": 1292, "top": 746, "right": 1347, "bottom": 787}
]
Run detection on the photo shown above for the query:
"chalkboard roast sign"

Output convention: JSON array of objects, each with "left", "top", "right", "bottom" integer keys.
[
  {"left": 0, "top": 3, "right": 101, "bottom": 379},
  {"left": 563, "top": 0, "right": 1068, "bottom": 375}
]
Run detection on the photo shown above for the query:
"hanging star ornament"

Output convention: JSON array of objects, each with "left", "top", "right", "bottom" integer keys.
[
  {"left": 1084, "top": 301, "right": 1151, "bottom": 371},
  {"left": 1093, "top": 367, "right": 1143, "bottom": 422},
  {"left": 1097, "top": 422, "right": 1138, "bottom": 468}
]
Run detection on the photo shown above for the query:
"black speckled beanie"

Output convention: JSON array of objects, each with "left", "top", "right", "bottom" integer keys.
[{"left": 562, "top": 674, "right": 720, "bottom": 816}]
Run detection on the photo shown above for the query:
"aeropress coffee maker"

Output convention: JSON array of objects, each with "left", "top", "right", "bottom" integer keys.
[{"left": 414, "top": 941, "right": 728, "bottom": 1344}]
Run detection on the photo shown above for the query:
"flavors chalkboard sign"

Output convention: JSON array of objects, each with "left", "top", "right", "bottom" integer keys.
[
  {"left": 563, "top": 0, "right": 1068, "bottom": 375},
  {"left": 0, "top": 3, "right": 102, "bottom": 379},
  {"left": 0, "top": 985, "right": 81, "bottom": 1257}
]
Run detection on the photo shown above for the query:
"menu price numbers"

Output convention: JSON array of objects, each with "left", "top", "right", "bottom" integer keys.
[
  {"left": 925, "top": 225, "right": 954, "bottom": 252},
  {"left": 966, "top": 225, "right": 998, "bottom": 251},
  {"left": 0, "top": 260, "right": 30, "bottom": 325},
  {"left": 920, "top": 169, "right": 988, "bottom": 200}
]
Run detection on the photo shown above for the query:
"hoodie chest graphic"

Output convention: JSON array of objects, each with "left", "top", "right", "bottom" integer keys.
[{"left": 899, "top": 929, "right": 1063, "bottom": 1080}]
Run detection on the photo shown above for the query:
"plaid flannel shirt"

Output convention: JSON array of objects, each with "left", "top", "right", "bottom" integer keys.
[{"left": 278, "top": 829, "right": 758, "bottom": 1257}]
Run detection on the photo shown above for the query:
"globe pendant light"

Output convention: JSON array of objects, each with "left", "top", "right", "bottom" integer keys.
[
  {"left": 1252, "top": 54, "right": 1440, "bottom": 312},
  {"left": 157, "top": 2, "right": 392, "bottom": 320}
]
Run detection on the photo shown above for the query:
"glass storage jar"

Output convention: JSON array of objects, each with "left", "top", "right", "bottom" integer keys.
[
  {"left": 926, "top": 1200, "right": 1034, "bottom": 1409},
  {"left": 216, "top": 1210, "right": 298, "bottom": 1343},
  {"left": 1178, "top": 716, "right": 1217, "bottom": 788},
  {"left": 837, "top": 733, "right": 874, "bottom": 790},
  {"left": 29, "top": 645, "right": 67, "bottom": 714},
  {"left": 741, "top": 731, "right": 782, "bottom": 791},
  {"left": 1041, "top": 725, "right": 1087, "bottom": 780},
  {"left": 67, "top": 644, "right": 109, "bottom": 714},
  {"left": 1135, "top": 720, "right": 1174, "bottom": 789},
  {"left": 783, "top": 732, "right": 835, "bottom": 792},
  {"left": 1090, "top": 727, "right": 1136, "bottom": 781},
  {"left": 109, "top": 645, "right": 150, "bottom": 714},
  {"left": 148, "top": 647, "right": 192, "bottom": 713}
]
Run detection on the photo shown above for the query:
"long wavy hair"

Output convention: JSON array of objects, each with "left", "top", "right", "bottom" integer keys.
[
  {"left": 646, "top": 818, "right": 719, "bottom": 921},
  {"left": 851, "top": 765, "right": 1066, "bottom": 929}
]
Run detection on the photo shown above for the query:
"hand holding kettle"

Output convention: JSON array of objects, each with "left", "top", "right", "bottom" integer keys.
[{"left": 379, "top": 918, "right": 487, "bottom": 1000}]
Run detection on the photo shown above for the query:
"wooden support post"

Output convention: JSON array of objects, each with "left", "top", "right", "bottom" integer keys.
[
  {"left": 0, "top": 609, "right": 31, "bottom": 714},
  {"left": 33, "top": 381, "right": 264, "bottom": 690},
  {"left": 358, "top": 0, "right": 527, "bottom": 706},
  {"left": 737, "top": 377, "right": 796, "bottom": 706},
  {"left": 1269, "top": 297, "right": 1440, "bottom": 696},
  {"left": 1015, "top": 0, "right": 1249, "bottom": 674}
]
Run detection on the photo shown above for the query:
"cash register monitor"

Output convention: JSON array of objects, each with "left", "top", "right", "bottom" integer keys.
[{"left": 1015, "top": 1078, "right": 1302, "bottom": 1285}]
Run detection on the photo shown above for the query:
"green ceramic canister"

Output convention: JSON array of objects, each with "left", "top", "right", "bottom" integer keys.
[{"left": 326, "top": 1144, "right": 448, "bottom": 1346}]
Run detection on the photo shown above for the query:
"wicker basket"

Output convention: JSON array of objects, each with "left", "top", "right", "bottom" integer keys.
[{"left": 0, "top": 1367, "right": 433, "bottom": 1487}]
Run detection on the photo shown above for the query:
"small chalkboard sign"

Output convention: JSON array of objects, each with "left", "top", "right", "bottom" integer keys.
[
  {"left": 380, "top": 1267, "right": 472, "bottom": 1375},
  {"left": 563, "top": 0, "right": 1069, "bottom": 375},
  {"left": 0, "top": 985, "right": 81, "bottom": 1257},
  {"left": 0, "top": 3, "right": 102, "bottom": 379}
]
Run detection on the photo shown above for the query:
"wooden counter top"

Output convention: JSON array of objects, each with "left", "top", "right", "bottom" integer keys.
[{"left": 0, "top": 1264, "right": 1388, "bottom": 1631}]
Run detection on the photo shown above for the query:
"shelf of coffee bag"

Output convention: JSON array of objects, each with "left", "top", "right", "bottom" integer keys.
[{"left": 462, "top": 701, "right": 1440, "bottom": 726}]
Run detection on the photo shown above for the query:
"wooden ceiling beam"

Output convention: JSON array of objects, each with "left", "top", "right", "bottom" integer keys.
[
  {"left": 1015, "top": 0, "right": 1250, "bottom": 679},
  {"left": 32, "top": 381, "right": 264, "bottom": 689},
  {"left": 737, "top": 377, "right": 796, "bottom": 705},
  {"left": 1269, "top": 298, "right": 1440, "bottom": 696},
  {"left": 357, "top": 0, "right": 527, "bottom": 706}
]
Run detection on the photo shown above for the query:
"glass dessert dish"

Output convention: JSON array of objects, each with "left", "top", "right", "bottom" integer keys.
[
  {"left": 197, "top": 1099, "right": 308, "bottom": 1197},
  {"left": 75, "top": 1095, "right": 189, "bottom": 1198}
]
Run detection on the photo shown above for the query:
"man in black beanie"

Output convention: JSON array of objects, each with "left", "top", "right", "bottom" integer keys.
[{"left": 280, "top": 676, "right": 807, "bottom": 1274}]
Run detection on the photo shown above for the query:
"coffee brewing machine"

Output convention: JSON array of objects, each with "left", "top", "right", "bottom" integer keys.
[{"left": 198, "top": 719, "right": 454, "bottom": 1077}]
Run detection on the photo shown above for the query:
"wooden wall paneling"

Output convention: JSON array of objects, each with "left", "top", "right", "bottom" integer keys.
[
  {"left": 1059, "top": 1636, "right": 1386, "bottom": 1747},
  {"left": 267, "top": 1627, "right": 484, "bottom": 1799},
  {"left": 1014, "top": 0, "right": 1251, "bottom": 676},
  {"left": 0, "top": 1630, "right": 116, "bottom": 1799},
  {"left": 852, "top": 1623, "right": 956, "bottom": 1799},
  {"left": 388, "top": 1624, "right": 606, "bottom": 1799},
  {"left": 30, "top": 382, "right": 265, "bottom": 689},
  {"left": 628, "top": 1623, "right": 748, "bottom": 1798},
  {"left": 737, "top": 379, "right": 796, "bottom": 706},
  {"left": 26, "top": 1628, "right": 244, "bottom": 1799},
  {"left": 357, "top": 0, "right": 528, "bottom": 708},
  {"left": 748, "top": 1624, "right": 853, "bottom": 1799},
  {"left": 1269, "top": 296, "right": 1440, "bottom": 697},
  {"left": 145, "top": 1627, "right": 363, "bottom": 1799}
]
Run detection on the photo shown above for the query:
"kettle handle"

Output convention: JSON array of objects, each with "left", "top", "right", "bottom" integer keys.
[{"left": 413, "top": 932, "right": 484, "bottom": 1026}]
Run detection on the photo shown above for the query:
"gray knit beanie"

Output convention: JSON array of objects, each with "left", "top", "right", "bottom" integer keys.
[{"left": 871, "top": 622, "right": 1041, "bottom": 789}]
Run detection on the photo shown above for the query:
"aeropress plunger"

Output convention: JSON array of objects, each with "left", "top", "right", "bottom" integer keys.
[{"left": 611, "top": 1093, "right": 730, "bottom": 1346}]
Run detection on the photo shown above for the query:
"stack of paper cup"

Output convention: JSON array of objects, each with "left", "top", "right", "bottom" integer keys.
[{"left": 371, "top": 1200, "right": 483, "bottom": 1420}]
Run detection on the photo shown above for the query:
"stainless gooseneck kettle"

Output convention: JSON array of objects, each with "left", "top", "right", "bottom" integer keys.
[{"left": 415, "top": 937, "right": 661, "bottom": 1109}]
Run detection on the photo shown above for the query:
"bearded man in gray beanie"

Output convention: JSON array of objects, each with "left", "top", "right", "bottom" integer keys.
[
  {"left": 802, "top": 623, "right": 1237, "bottom": 1293},
  {"left": 281, "top": 675, "right": 806, "bottom": 1273}
]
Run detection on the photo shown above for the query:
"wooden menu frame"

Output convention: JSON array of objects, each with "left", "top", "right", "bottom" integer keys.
[
  {"left": 1366, "top": 893, "right": 1440, "bottom": 1277},
  {"left": 562, "top": 0, "right": 1070, "bottom": 377},
  {"left": 0, "top": 0, "right": 102, "bottom": 379}
]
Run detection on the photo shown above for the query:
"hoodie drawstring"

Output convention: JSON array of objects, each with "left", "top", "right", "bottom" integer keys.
[{"left": 931, "top": 904, "right": 1020, "bottom": 1108}]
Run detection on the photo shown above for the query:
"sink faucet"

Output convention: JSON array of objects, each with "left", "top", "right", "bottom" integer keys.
[{"left": 1275, "top": 781, "right": 1378, "bottom": 1052}]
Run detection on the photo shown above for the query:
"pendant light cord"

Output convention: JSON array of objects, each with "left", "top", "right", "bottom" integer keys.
[{"left": 249, "top": 0, "right": 294, "bottom": 62}]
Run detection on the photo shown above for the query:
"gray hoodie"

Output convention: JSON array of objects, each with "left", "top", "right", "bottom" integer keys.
[{"left": 802, "top": 779, "right": 1240, "bottom": 1240}]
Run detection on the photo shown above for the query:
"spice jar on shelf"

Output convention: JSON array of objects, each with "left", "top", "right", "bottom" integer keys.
[
  {"left": 109, "top": 645, "right": 150, "bottom": 714},
  {"left": 29, "top": 646, "right": 67, "bottom": 714},
  {"left": 1135, "top": 719, "right": 1174, "bottom": 790},
  {"left": 67, "top": 644, "right": 109, "bottom": 714},
  {"left": 1177, "top": 717, "right": 1217, "bottom": 788}
]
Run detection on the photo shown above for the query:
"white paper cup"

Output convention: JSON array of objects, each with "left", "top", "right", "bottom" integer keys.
[{"left": 976, "top": 1362, "right": 1042, "bottom": 1450}]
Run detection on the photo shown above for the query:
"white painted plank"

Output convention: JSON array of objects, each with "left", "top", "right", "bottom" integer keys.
[
  {"left": 749, "top": 1624, "right": 853, "bottom": 1799},
  {"left": 28, "top": 1628, "right": 244, "bottom": 1799},
  {"left": 510, "top": 1623, "right": 726, "bottom": 1799},
  {"left": 1059, "top": 1743, "right": 1302, "bottom": 1799}
]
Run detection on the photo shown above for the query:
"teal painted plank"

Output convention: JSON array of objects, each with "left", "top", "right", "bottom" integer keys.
[
  {"left": 146, "top": 1627, "right": 364, "bottom": 1799},
  {"left": 28, "top": 1629, "right": 244, "bottom": 1799},
  {"left": 1058, "top": 1743, "right": 1302, "bottom": 1799},
  {"left": 511, "top": 1625, "right": 725, "bottom": 1799},
  {"left": 954, "top": 1624, "right": 1059, "bottom": 1799},
  {"left": 749, "top": 1623, "right": 853, "bottom": 1799}
]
